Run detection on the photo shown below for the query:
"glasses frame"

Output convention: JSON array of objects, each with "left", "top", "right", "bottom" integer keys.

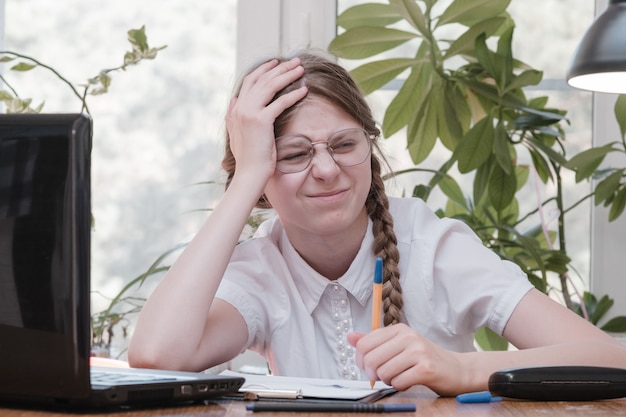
[{"left": 274, "top": 127, "right": 375, "bottom": 174}]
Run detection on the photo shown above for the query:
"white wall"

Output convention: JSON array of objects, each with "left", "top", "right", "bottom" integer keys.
[
  {"left": 0, "top": 0, "right": 4, "bottom": 50},
  {"left": 236, "top": 0, "right": 336, "bottom": 74}
]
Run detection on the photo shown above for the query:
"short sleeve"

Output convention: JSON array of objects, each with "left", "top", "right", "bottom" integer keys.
[
  {"left": 425, "top": 217, "right": 533, "bottom": 336},
  {"left": 389, "top": 197, "right": 534, "bottom": 345},
  {"left": 215, "top": 234, "right": 291, "bottom": 352}
]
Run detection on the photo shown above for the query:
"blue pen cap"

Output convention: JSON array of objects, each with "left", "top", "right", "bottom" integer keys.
[
  {"left": 374, "top": 257, "right": 383, "bottom": 284},
  {"left": 456, "top": 390, "right": 502, "bottom": 403}
]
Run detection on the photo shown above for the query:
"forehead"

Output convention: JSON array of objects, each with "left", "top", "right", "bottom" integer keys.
[{"left": 281, "top": 96, "right": 360, "bottom": 138}]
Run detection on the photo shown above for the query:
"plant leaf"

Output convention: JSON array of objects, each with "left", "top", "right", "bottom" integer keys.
[
  {"left": 513, "top": 110, "right": 563, "bottom": 129},
  {"left": 528, "top": 148, "right": 553, "bottom": 183},
  {"left": 329, "top": 27, "right": 417, "bottom": 59},
  {"left": 495, "top": 27, "right": 514, "bottom": 90},
  {"left": 505, "top": 69, "right": 543, "bottom": 93},
  {"left": 0, "top": 90, "right": 14, "bottom": 100},
  {"left": 473, "top": 158, "right": 491, "bottom": 204},
  {"left": 407, "top": 94, "right": 439, "bottom": 165},
  {"left": 412, "top": 184, "right": 431, "bottom": 201},
  {"left": 437, "top": 81, "right": 469, "bottom": 150},
  {"left": 601, "top": 316, "right": 626, "bottom": 333},
  {"left": 608, "top": 185, "right": 626, "bottom": 221},
  {"left": 439, "top": 175, "right": 467, "bottom": 209},
  {"left": 489, "top": 162, "right": 517, "bottom": 210},
  {"left": 590, "top": 295, "right": 614, "bottom": 325},
  {"left": 11, "top": 62, "right": 37, "bottom": 71},
  {"left": 524, "top": 134, "right": 567, "bottom": 166},
  {"left": 128, "top": 25, "right": 149, "bottom": 53},
  {"left": 493, "top": 120, "right": 513, "bottom": 175},
  {"left": 473, "top": 34, "right": 497, "bottom": 80},
  {"left": 594, "top": 169, "right": 623, "bottom": 205},
  {"left": 383, "top": 61, "right": 433, "bottom": 137},
  {"left": 350, "top": 58, "right": 418, "bottom": 95},
  {"left": 438, "top": 0, "right": 511, "bottom": 27},
  {"left": 460, "top": 79, "right": 566, "bottom": 121},
  {"left": 337, "top": 3, "right": 402, "bottom": 29},
  {"left": 445, "top": 17, "right": 507, "bottom": 59},
  {"left": 455, "top": 116, "right": 494, "bottom": 173},
  {"left": 475, "top": 327, "right": 509, "bottom": 351},
  {"left": 389, "top": 0, "right": 429, "bottom": 38},
  {"left": 565, "top": 143, "right": 618, "bottom": 182},
  {"left": 513, "top": 165, "right": 529, "bottom": 192}
]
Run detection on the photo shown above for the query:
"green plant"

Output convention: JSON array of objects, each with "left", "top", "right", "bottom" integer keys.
[
  {"left": 90, "top": 243, "right": 185, "bottom": 357},
  {"left": 329, "top": 0, "right": 626, "bottom": 347},
  {"left": 1, "top": 26, "right": 166, "bottom": 357},
  {"left": 0, "top": 25, "right": 165, "bottom": 114}
]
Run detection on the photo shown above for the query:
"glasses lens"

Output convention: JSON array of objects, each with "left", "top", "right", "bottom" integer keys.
[
  {"left": 328, "top": 129, "right": 371, "bottom": 167},
  {"left": 276, "top": 135, "right": 313, "bottom": 173},
  {"left": 275, "top": 128, "right": 372, "bottom": 174}
]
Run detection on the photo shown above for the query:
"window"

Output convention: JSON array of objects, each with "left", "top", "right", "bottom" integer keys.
[{"left": 1, "top": 1, "right": 238, "bottom": 354}]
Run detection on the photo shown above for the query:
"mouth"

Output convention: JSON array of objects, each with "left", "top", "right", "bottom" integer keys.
[{"left": 308, "top": 189, "right": 348, "bottom": 202}]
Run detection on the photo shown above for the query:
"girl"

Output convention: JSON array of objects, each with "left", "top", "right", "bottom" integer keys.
[{"left": 128, "top": 50, "right": 626, "bottom": 396}]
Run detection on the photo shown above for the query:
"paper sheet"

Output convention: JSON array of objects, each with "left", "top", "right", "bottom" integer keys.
[{"left": 219, "top": 370, "right": 394, "bottom": 400}]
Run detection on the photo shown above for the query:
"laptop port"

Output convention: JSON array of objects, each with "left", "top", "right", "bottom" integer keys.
[{"left": 197, "top": 384, "right": 208, "bottom": 393}]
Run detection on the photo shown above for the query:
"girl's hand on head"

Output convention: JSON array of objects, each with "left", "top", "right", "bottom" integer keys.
[
  {"left": 226, "top": 58, "right": 308, "bottom": 182},
  {"left": 348, "top": 324, "right": 467, "bottom": 396}
]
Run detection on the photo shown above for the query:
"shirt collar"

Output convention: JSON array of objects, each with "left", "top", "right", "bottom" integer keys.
[{"left": 278, "top": 219, "right": 376, "bottom": 314}]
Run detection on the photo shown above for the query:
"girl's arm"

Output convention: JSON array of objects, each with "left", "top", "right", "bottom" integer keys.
[
  {"left": 349, "top": 289, "right": 626, "bottom": 396},
  {"left": 127, "top": 58, "right": 307, "bottom": 371},
  {"left": 127, "top": 172, "right": 267, "bottom": 371}
]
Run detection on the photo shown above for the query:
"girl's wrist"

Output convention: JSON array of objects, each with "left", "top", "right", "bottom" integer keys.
[{"left": 229, "top": 170, "right": 270, "bottom": 201}]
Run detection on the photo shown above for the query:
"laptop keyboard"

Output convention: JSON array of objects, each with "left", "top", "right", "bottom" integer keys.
[{"left": 91, "top": 369, "right": 181, "bottom": 385}]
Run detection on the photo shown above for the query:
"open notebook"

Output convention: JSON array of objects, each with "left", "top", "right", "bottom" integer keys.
[
  {"left": 0, "top": 113, "right": 244, "bottom": 408},
  {"left": 220, "top": 370, "right": 397, "bottom": 402}
]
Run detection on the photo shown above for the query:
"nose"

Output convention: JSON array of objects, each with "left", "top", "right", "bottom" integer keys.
[{"left": 309, "top": 143, "right": 340, "bottom": 178}]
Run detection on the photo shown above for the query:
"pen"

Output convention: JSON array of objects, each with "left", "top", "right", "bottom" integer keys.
[
  {"left": 370, "top": 256, "right": 383, "bottom": 388},
  {"left": 245, "top": 402, "right": 416, "bottom": 413}
]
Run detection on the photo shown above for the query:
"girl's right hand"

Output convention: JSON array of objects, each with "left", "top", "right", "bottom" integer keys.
[{"left": 226, "top": 58, "right": 308, "bottom": 185}]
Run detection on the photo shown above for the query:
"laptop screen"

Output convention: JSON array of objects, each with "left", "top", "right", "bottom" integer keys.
[{"left": 0, "top": 114, "right": 93, "bottom": 399}]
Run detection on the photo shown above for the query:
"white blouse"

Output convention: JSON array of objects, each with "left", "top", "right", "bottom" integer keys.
[{"left": 215, "top": 196, "right": 533, "bottom": 380}]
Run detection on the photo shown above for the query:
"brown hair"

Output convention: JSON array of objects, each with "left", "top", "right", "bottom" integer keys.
[{"left": 222, "top": 50, "right": 403, "bottom": 325}]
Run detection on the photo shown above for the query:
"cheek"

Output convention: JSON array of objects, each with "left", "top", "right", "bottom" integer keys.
[
  {"left": 357, "top": 163, "right": 373, "bottom": 197},
  {"left": 263, "top": 174, "right": 302, "bottom": 209}
]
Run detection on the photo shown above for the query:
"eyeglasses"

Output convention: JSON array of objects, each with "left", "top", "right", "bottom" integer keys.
[{"left": 275, "top": 128, "right": 373, "bottom": 174}]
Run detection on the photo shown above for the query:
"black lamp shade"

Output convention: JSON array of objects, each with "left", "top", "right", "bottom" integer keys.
[{"left": 567, "top": 0, "right": 626, "bottom": 94}]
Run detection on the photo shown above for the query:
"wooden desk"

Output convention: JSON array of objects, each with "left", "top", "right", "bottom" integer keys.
[{"left": 1, "top": 386, "right": 624, "bottom": 417}]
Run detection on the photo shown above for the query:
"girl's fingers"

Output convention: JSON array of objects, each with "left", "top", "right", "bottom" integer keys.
[
  {"left": 229, "top": 58, "right": 306, "bottom": 135},
  {"left": 239, "top": 57, "right": 303, "bottom": 104},
  {"left": 226, "top": 56, "right": 306, "bottom": 174},
  {"left": 239, "top": 58, "right": 280, "bottom": 91}
]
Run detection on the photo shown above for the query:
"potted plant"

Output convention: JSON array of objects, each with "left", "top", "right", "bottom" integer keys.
[{"left": 328, "top": 0, "right": 626, "bottom": 348}]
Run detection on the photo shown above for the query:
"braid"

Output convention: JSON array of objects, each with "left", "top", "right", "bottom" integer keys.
[{"left": 367, "top": 157, "right": 403, "bottom": 326}]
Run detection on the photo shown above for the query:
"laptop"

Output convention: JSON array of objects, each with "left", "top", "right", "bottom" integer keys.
[{"left": 0, "top": 113, "right": 245, "bottom": 408}]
